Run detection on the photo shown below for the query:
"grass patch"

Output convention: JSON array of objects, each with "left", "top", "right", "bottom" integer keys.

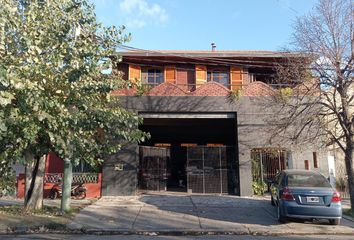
[
  {"left": 343, "top": 208, "right": 354, "bottom": 218},
  {"left": 0, "top": 204, "right": 81, "bottom": 230}
]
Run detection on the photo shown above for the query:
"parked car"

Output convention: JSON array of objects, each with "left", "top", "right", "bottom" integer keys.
[{"left": 270, "top": 170, "right": 342, "bottom": 225}]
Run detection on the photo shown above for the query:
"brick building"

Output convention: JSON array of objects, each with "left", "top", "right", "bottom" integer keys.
[{"left": 100, "top": 50, "right": 330, "bottom": 196}]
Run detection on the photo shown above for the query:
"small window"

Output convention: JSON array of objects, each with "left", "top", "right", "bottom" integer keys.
[
  {"left": 313, "top": 152, "right": 318, "bottom": 168},
  {"left": 154, "top": 143, "right": 171, "bottom": 147},
  {"left": 207, "top": 70, "right": 230, "bottom": 87},
  {"left": 142, "top": 68, "right": 164, "bottom": 84},
  {"left": 181, "top": 143, "right": 198, "bottom": 147},
  {"left": 304, "top": 160, "right": 309, "bottom": 170}
]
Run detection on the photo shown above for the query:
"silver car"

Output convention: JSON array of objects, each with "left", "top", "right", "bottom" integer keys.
[{"left": 270, "top": 170, "right": 342, "bottom": 225}]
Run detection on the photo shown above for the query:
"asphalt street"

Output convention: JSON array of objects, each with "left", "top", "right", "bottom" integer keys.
[{"left": 0, "top": 234, "right": 353, "bottom": 240}]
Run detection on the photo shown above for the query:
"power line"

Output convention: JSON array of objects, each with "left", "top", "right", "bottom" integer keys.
[
  {"left": 116, "top": 44, "right": 342, "bottom": 72},
  {"left": 117, "top": 44, "right": 304, "bottom": 68}
]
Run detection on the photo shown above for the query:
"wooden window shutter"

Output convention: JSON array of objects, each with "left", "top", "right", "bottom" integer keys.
[
  {"left": 230, "top": 67, "right": 243, "bottom": 91},
  {"left": 129, "top": 65, "right": 141, "bottom": 83},
  {"left": 304, "top": 160, "right": 309, "bottom": 170},
  {"left": 313, "top": 152, "right": 318, "bottom": 168},
  {"left": 195, "top": 65, "right": 207, "bottom": 87},
  {"left": 165, "top": 66, "right": 176, "bottom": 84}
]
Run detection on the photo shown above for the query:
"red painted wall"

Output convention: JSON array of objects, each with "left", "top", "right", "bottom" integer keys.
[
  {"left": 17, "top": 173, "right": 102, "bottom": 199},
  {"left": 16, "top": 174, "right": 25, "bottom": 199},
  {"left": 45, "top": 152, "right": 64, "bottom": 173},
  {"left": 17, "top": 153, "right": 102, "bottom": 199}
]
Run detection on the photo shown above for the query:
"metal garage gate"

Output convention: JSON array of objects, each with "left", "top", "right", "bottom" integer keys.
[
  {"left": 138, "top": 146, "right": 170, "bottom": 191},
  {"left": 186, "top": 146, "right": 237, "bottom": 194}
]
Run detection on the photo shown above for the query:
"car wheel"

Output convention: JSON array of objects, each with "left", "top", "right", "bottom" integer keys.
[
  {"left": 329, "top": 219, "right": 340, "bottom": 225},
  {"left": 277, "top": 203, "right": 286, "bottom": 223},
  {"left": 271, "top": 196, "right": 275, "bottom": 206}
]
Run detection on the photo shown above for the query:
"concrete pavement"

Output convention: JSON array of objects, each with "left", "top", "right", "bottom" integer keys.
[{"left": 67, "top": 192, "right": 354, "bottom": 236}]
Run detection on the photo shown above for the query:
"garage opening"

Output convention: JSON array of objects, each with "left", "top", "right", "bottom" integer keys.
[{"left": 137, "top": 113, "right": 239, "bottom": 195}]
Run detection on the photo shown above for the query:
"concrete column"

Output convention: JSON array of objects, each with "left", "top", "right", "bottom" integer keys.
[
  {"left": 238, "top": 147, "right": 253, "bottom": 196},
  {"left": 102, "top": 143, "right": 139, "bottom": 196}
]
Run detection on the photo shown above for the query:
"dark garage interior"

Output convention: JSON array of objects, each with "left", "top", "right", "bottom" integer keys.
[{"left": 138, "top": 115, "right": 240, "bottom": 195}]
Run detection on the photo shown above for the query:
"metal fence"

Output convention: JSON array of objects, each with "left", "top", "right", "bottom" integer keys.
[
  {"left": 251, "top": 148, "right": 287, "bottom": 194},
  {"left": 335, "top": 163, "right": 350, "bottom": 199},
  {"left": 44, "top": 173, "right": 99, "bottom": 184}
]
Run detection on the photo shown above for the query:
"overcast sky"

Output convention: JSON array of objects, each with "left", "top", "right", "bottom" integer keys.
[{"left": 91, "top": 0, "right": 318, "bottom": 51}]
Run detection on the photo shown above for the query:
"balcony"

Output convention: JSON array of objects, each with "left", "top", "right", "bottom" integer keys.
[{"left": 111, "top": 81, "right": 278, "bottom": 97}]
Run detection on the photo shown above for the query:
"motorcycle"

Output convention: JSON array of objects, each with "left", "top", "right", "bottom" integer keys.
[{"left": 50, "top": 181, "right": 87, "bottom": 200}]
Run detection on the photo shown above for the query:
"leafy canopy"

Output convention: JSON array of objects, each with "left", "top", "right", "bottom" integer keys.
[{"left": 0, "top": 0, "right": 148, "bottom": 166}]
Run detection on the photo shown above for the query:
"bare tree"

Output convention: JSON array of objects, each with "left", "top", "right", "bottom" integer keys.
[{"left": 269, "top": 0, "right": 354, "bottom": 208}]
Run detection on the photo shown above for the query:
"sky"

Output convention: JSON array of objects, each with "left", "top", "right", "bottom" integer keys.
[{"left": 91, "top": 0, "right": 318, "bottom": 51}]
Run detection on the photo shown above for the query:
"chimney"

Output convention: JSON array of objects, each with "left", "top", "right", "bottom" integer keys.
[{"left": 211, "top": 42, "right": 216, "bottom": 52}]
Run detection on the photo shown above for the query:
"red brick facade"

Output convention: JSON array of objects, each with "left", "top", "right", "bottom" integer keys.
[
  {"left": 243, "top": 81, "right": 276, "bottom": 96},
  {"left": 111, "top": 81, "right": 278, "bottom": 97}
]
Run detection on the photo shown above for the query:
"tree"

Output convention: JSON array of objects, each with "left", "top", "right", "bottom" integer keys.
[
  {"left": 0, "top": 0, "right": 148, "bottom": 211},
  {"left": 269, "top": 0, "right": 354, "bottom": 208}
]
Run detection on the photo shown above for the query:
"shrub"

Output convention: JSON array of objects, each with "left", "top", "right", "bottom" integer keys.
[{"left": 252, "top": 181, "right": 267, "bottom": 195}]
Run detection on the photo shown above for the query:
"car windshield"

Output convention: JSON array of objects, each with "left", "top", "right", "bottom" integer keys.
[{"left": 287, "top": 172, "right": 332, "bottom": 188}]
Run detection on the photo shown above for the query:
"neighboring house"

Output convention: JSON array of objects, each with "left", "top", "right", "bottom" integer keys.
[
  {"left": 14, "top": 49, "right": 331, "bottom": 198},
  {"left": 326, "top": 84, "right": 354, "bottom": 198}
]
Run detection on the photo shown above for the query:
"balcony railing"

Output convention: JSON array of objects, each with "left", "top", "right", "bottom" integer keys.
[
  {"left": 138, "top": 82, "right": 296, "bottom": 91},
  {"left": 138, "top": 82, "right": 245, "bottom": 92},
  {"left": 112, "top": 80, "right": 309, "bottom": 97}
]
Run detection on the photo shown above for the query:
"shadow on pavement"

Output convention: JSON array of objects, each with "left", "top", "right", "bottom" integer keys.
[{"left": 138, "top": 194, "right": 278, "bottom": 226}]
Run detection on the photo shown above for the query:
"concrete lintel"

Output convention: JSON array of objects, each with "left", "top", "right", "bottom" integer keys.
[{"left": 139, "top": 113, "right": 236, "bottom": 119}]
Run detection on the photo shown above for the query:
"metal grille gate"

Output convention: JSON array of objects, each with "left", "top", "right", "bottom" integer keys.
[
  {"left": 251, "top": 148, "right": 287, "bottom": 193},
  {"left": 138, "top": 146, "right": 170, "bottom": 191},
  {"left": 186, "top": 146, "right": 232, "bottom": 194}
]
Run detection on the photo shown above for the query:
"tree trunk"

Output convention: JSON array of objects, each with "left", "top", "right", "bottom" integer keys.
[
  {"left": 60, "top": 159, "right": 72, "bottom": 214},
  {"left": 24, "top": 154, "right": 46, "bottom": 211},
  {"left": 24, "top": 153, "right": 34, "bottom": 202},
  {"left": 344, "top": 137, "right": 354, "bottom": 208}
]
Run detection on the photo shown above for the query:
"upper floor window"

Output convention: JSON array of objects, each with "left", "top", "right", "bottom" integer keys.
[
  {"left": 142, "top": 68, "right": 164, "bottom": 84},
  {"left": 207, "top": 70, "right": 230, "bottom": 87}
]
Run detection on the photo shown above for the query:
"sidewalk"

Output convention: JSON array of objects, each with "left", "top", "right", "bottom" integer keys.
[{"left": 67, "top": 193, "right": 354, "bottom": 236}]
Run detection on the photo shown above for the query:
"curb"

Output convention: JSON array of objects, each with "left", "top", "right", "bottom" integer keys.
[
  {"left": 1, "top": 228, "right": 354, "bottom": 236},
  {"left": 343, "top": 214, "right": 354, "bottom": 222}
]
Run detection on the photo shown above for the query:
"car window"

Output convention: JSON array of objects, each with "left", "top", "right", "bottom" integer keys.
[{"left": 287, "top": 173, "right": 332, "bottom": 188}]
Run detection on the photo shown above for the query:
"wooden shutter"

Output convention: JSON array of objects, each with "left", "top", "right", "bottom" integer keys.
[
  {"left": 165, "top": 66, "right": 176, "bottom": 84},
  {"left": 129, "top": 65, "right": 141, "bottom": 83},
  {"left": 230, "top": 67, "right": 243, "bottom": 91},
  {"left": 304, "top": 160, "right": 309, "bottom": 170},
  {"left": 195, "top": 65, "right": 207, "bottom": 87},
  {"left": 313, "top": 152, "right": 318, "bottom": 168}
]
